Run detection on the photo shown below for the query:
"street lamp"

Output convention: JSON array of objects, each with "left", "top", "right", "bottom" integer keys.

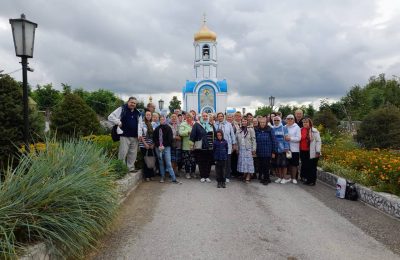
[
  {"left": 9, "top": 14, "right": 38, "bottom": 153},
  {"left": 269, "top": 96, "right": 275, "bottom": 110},
  {"left": 158, "top": 99, "right": 164, "bottom": 111},
  {"left": 242, "top": 107, "right": 246, "bottom": 115}
]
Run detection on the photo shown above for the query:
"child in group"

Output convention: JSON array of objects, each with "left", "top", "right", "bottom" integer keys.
[{"left": 213, "top": 130, "right": 228, "bottom": 188}]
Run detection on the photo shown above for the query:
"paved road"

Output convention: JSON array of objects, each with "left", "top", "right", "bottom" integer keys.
[{"left": 92, "top": 173, "right": 400, "bottom": 260}]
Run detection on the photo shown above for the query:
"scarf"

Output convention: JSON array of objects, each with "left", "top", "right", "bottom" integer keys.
[
  {"left": 145, "top": 119, "right": 153, "bottom": 137},
  {"left": 240, "top": 126, "right": 248, "bottom": 137},
  {"left": 200, "top": 118, "right": 213, "bottom": 132}
]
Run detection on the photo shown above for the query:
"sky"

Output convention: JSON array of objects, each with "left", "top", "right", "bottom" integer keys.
[{"left": 1, "top": 0, "right": 400, "bottom": 113}]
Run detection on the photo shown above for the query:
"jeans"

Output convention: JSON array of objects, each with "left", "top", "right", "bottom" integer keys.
[{"left": 155, "top": 146, "right": 176, "bottom": 181}]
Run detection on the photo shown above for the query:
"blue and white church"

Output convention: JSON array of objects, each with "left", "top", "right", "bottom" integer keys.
[{"left": 182, "top": 18, "right": 228, "bottom": 114}]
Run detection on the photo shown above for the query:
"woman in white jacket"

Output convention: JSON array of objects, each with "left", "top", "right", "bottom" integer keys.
[{"left": 283, "top": 114, "right": 301, "bottom": 184}]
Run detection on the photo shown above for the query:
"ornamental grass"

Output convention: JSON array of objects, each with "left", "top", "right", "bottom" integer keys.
[
  {"left": 321, "top": 136, "right": 400, "bottom": 196},
  {"left": 0, "top": 139, "right": 118, "bottom": 259}
]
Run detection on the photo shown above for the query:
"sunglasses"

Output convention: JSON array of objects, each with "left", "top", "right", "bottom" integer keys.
[
  {"left": 287, "top": 118, "right": 294, "bottom": 120},
  {"left": 273, "top": 120, "right": 280, "bottom": 122}
]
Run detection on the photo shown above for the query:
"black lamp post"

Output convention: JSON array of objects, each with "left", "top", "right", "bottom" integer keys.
[
  {"left": 9, "top": 14, "right": 38, "bottom": 153},
  {"left": 242, "top": 107, "right": 246, "bottom": 115},
  {"left": 269, "top": 95, "right": 275, "bottom": 110},
  {"left": 158, "top": 99, "right": 164, "bottom": 111}
]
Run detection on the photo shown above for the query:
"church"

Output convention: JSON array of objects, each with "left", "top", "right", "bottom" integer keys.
[{"left": 182, "top": 18, "right": 228, "bottom": 114}]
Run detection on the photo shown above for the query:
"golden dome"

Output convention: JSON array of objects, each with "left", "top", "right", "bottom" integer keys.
[{"left": 194, "top": 23, "right": 217, "bottom": 42}]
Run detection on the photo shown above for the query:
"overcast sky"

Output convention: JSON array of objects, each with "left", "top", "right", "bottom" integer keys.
[{"left": 1, "top": 0, "right": 400, "bottom": 112}]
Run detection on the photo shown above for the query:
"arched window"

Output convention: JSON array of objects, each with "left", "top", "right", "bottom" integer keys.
[{"left": 202, "top": 45, "right": 210, "bottom": 60}]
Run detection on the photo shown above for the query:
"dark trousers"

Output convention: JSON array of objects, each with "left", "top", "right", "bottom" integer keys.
[
  {"left": 300, "top": 150, "right": 310, "bottom": 181},
  {"left": 195, "top": 150, "right": 213, "bottom": 178},
  {"left": 231, "top": 151, "right": 239, "bottom": 177},
  {"left": 140, "top": 147, "right": 155, "bottom": 179},
  {"left": 182, "top": 150, "right": 196, "bottom": 173},
  {"left": 225, "top": 154, "right": 232, "bottom": 179},
  {"left": 258, "top": 157, "right": 271, "bottom": 181},
  {"left": 216, "top": 160, "right": 226, "bottom": 183},
  {"left": 309, "top": 158, "right": 319, "bottom": 184}
]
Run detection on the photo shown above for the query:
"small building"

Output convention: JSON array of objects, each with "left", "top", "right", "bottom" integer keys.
[{"left": 182, "top": 17, "right": 228, "bottom": 114}]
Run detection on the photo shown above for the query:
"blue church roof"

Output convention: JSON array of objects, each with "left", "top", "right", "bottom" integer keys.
[{"left": 183, "top": 79, "right": 228, "bottom": 94}]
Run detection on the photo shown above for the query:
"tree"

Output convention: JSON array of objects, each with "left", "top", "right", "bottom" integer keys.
[
  {"left": 168, "top": 96, "right": 181, "bottom": 113},
  {"left": 304, "top": 104, "right": 316, "bottom": 118},
  {"left": 313, "top": 109, "right": 339, "bottom": 133},
  {"left": 72, "top": 87, "right": 90, "bottom": 102},
  {"left": 0, "top": 75, "right": 45, "bottom": 170},
  {"left": 255, "top": 105, "right": 273, "bottom": 116},
  {"left": 31, "top": 84, "right": 62, "bottom": 117},
  {"left": 51, "top": 94, "right": 100, "bottom": 138},
  {"left": 86, "top": 89, "right": 121, "bottom": 117},
  {"left": 356, "top": 105, "right": 400, "bottom": 149},
  {"left": 277, "top": 105, "right": 294, "bottom": 117}
]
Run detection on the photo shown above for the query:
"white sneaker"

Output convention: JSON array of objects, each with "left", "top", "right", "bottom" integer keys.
[
  {"left": 225, "top": 178, "right": 230, "bottom": 183},
  {"left": 206, "top": 178, "right": 211, "bottom": 183},
  {"left": 280, "top": 178, "right": 289, "bottom": 184},
  {"left": 200, "top": 178, "right": 206, "bottom": 183},
  {"left": 185, "top": 173, "right": 191, "bottom": 179},
  {"left": 275, "top": 178, "right": 282, "bottom": 183},
  {"left": 292, "top": 179, "right": 298, "bottom": 184},
  {"left": 160, "top": 177, "right": 165, "bottom": 183}
]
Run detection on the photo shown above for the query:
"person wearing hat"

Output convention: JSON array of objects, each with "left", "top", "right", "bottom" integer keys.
[{"left": 282, "top": 114, "right": 301, "bottom": 184}]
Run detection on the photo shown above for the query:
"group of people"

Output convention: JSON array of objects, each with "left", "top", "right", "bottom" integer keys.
[{"left": 108, "top": 97, "right": 322, "bottom": 188}]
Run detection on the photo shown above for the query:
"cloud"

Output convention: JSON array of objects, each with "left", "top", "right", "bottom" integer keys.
[{"left": 1, "top": 0, "right": 400, "bottom": 110}]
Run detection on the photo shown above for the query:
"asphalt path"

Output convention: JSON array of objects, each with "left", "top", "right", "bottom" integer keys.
[{"left": 92, "top": 172, "right": 400, "bottom": 260}]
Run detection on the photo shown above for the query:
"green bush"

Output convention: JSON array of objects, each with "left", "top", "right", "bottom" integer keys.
[
  {"left": 356, "top": 105, "right": 400, "bottom": 149},
  {"left": 50, "top": 94, "right": 100, "bottom": 138},
  {"left": 313, "top": 109, "right": 339, "bottom": 133},
  {"left": 110, "top": 159, "right": 129, "bottom": 179},
  {"left": 0, "top": 139, "right": 118, "bottom": 259},
  {"left": 0, "top": 75, "right": 45, "bottom": 172}
]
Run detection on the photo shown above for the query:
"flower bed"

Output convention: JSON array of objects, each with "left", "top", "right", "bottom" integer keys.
[{"left": 321, "top": 136, "right": 400, "bottom": 196}]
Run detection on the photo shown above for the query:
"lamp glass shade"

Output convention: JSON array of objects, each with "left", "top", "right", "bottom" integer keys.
[
  {"left": 158, "top": 99, "right": 164, "bottom": 110},
  {"left": 10, "top": 15, "right": 37, "bottom": 58}
]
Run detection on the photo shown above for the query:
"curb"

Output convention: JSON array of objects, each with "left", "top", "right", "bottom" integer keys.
[
  {"left": 19, "top": 170, "right": 142, "bottom": 260},
  {"left": 317, "top": 168, "right": 400, "bottom": 219}
]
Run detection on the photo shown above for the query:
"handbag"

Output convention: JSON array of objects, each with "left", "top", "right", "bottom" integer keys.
[
  {"left": 194, "top": 140, "right": 203, "bottom": 149},
  {"left": 144, "top": 149, "right": 156, "bottom": 169},
  {"left": 286, "top": 150, "right": 292, "bottom": 159}
]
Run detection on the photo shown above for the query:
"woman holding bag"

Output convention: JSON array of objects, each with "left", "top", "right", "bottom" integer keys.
[{"left": 139, "top": 110, "right": 155, "bottom": 181}]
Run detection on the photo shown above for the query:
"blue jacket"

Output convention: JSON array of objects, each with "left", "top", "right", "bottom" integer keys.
[
  {"left": 213, "top": 139, "right": 228, "bottom": 161},
  {"left": 273, "top": 125, "right": 289, "bottom": 153},
  {"left": 255, "top": 127, "right": 277, "bottom": 157},
  {"left": 120, "top": 105, "right": 141, "bottom": 137}
]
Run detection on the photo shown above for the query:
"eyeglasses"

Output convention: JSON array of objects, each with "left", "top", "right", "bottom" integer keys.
[
  {"left": 273, "top": 120, "right": 280, "bottom": 122},
  {"left": 287, "top": 118, "right": 294, "bottom": 120}
]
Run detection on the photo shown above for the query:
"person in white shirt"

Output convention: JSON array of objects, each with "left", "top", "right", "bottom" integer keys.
[{"left": 281, "top": 114, "right": 301, "bottom": 184}]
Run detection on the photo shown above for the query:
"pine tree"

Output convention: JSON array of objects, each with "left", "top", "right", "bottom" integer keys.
[
  {"left": 0, "top": 75, "right": 44, "bottom": 169},
  {"left": 51, "top": 94, "right": 100, "bottom": 138}
]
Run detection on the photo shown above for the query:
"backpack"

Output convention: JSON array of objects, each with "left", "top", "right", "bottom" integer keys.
[
  {"left": 345, "top": 181, "right": 358, "bottom": 201},
  {"left": 111, "top": 105, "right": 127, "bottom": 142}
]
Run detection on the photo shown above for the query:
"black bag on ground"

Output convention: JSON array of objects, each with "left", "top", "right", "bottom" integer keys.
[
  {"left": 111, "top": 125, "right": 121, "bottom": 142},
  {"left": 345, "top": 181, "right": 358, "bottom": 201}
]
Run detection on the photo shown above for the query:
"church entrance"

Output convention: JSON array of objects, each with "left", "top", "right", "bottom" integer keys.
[{"left": 202, "top": 107, "right": 214, "bottom": 113}]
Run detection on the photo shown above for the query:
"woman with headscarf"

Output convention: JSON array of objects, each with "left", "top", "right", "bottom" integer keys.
[
  {"left": 139, "top": 110, "right": 155, "bottom": 181},
  {"left": 169, "top": 113, "right": 182, "bottom": 175},
  {"left": 272, "top": 116, "right": 290, "bottom": 184},
  {"left": 190, "top": 112, "right": 216, "bottom": 183},
  {"left": 236, "top": 117, "right": 256, "bottom": 183},
  {"left": 300, "top": 117, "right": 321, "bottom": 186}
]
